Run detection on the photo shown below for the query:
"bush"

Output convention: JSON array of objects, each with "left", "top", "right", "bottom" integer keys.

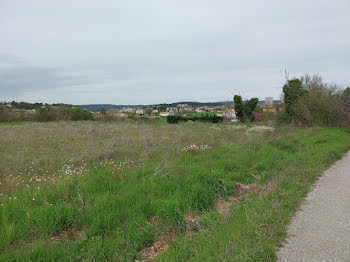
[
  {"left": 67, "top": 107, "right": 94, "bottom": 121},
  {"left": 166, "top": 114, "right": 223, "bottom": 124},
  {"left": 282, "top": 78, "right": 308, "bottom": 123},
  {"left": 36, "top": 108, "right": 54, "bottom": 122},
  {"left": 166, "top": 115, "right": 183, "bottom": 124},
  {"left": 280, "top": 74, "right": 350, "bottom": 127},
  {"left": 0, "top": 104, "right": 93, "bottom": 122},
  {"left": 233, "top": 95, "right": 259, "bottom": 122}
]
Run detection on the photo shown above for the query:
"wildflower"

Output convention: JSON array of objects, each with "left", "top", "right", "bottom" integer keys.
[
  {"left": 246, "top": 126, "right": 274, "bottom": 132},
  {"left": 181, "top": 144, "right": 211, "bottom": 152}
]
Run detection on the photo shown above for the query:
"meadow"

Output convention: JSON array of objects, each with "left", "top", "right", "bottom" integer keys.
[{"left": 0, "top": 121, "right": 349, "bottom": 261}]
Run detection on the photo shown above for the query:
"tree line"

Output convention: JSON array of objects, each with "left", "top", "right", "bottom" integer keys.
[
  {"left": 233, "top": 74, "right": 350, "bottom": 127},
  {"left": 0, "top": 105, "right": 94, "bottom": 122}
]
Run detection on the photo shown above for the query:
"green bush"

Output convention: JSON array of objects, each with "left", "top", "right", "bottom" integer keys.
[
  {"left": 166, "top": 115, "right": 182, "bottom": 124},
  {"left": 280, "top": 75, "right": 349, "bottom": 127},
  {"left": 67, "top": 107, "right": 94, "bottom": 121},
  {"left": 234, "top": 95, "right": 259, "bottom": 122},
  {"left": 36, "top": 108, "right": 54, "bottom": 122},
  {"left": 282, "top": 78, "right": 308, "bottom": 123},
  {"left": 166, "top": 114, "right": 223, "bottom": 124}
]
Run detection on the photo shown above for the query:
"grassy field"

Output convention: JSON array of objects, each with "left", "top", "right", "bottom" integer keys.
[{"left": 0, "top": 121, "right": 349, "bottom": 261}]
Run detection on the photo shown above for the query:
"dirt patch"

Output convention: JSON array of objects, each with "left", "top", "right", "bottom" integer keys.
[
  {"left": 138, "top": 232, "right": 174, "bottom": 261},
  {"left": 138, "top": 183, "right": 263, "bottom": 260},
  {"left": 215, "top": 183, "right": 262, "bottom": 214},
  {"left": 138, "top": 212, "right": 201, "bottom": 261},
  {"left": 184, "top": 211, "right": 200, "bottom": 233},
  {"left": 50, "top": 228, "right": 85, "bottom": 242},
  {"left": 235, "top": 182, "right": 262, "bottom": 195},
  {"left": 215, "top": 196, "right": 238, "bottom": 214}
]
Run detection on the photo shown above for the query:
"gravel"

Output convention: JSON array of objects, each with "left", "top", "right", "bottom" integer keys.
[{"left": 278, "top": 151, "right": 350, "bottom": 262}]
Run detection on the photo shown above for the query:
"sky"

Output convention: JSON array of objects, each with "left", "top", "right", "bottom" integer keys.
[{"left": 0, "top": 0, "right": 349, "bottom": 105}]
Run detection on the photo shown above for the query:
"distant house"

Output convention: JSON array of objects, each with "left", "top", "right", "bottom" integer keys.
[
  {"left": 167, "top": 107, "right": 177, "bottom": 113},
  {"left": 159, "top": 112, "right": 169, "bottom": 117},
  {"left": 121, "top": 108, "right": 136, "bottom": 114},
  {"left": 136, "top": 109, "right": 144, "bottom": 115},
  {"left": 177, "top": 104, "right": 189, "bottom": 108},
  {"left": 223, "top": 109, "right": 236, "bottom": 118}
]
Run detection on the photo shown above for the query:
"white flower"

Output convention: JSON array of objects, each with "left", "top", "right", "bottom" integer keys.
[{"left": 246, "top": 126, "right": 274, "bottom": 132}]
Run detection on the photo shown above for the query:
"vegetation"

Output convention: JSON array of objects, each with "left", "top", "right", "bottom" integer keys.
[
  {"left": 2, "top": 101, "right": 72, "bottom": 110},
  {"left": 0, "top": 121, "right": 349, "bottom": 261},
  {"left": 233, "top": 95, "right": 259, "bottom": 122},
  {"left": 282, "top": 78, "right": 308, "bottom": 123},
  {"left": 157, "top": 127, "right": 349, "bottom": 261},
  {"left": 279, "top": 74, "right": 350, "bottom": 127},
  {"left": 0, "top": 105, "right": 94, "bottom": 122},
  {"left": 166, "top": 114, "right": 223, "bottom": 124},
  {"left": 67, "top": 107, "right": 94, "bottom": 121},
  {"left": 0, "top": 73, "right": 348, "bottom": 261}
]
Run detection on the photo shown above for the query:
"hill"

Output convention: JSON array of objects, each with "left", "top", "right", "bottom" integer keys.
[{"left": 78, "top": 100, "right": 281, "bottom": 112}]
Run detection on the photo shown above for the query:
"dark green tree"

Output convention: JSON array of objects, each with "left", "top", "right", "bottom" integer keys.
[
  {"left": 234, "top": 95, "right": 259, "bottom": 122},
  {"left": 158, "top": 105, "right": 167, "bottom": 112},
  {"left": 282, "top": 78, "right": 308, "bottom": 122},
  {"left": 342, "top": 87, "right": 350, "bottom": 111}
]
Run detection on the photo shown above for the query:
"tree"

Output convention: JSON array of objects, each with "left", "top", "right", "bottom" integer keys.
[
  {"left": 100, "top": 108, "right": 107, "bottom": 115},
  {"left": 282, "top": 78, "right": 308, "bottom": 122},
  {"left": 234, "top": 95, "right": 259, "bottom": 122},
  {"left": 158, "top": 105, "right": 167, "bottom": 112},
  {"left": 342, "top": 87, "right": 350, "bottom": 111}
]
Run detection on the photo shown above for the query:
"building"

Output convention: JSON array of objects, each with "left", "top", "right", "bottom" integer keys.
[
  {"left": 265, "top": 97, "right": 273, "bottom": 107},
  {"left": 223, "top": 109, "right": 236, "bottom": 118},
  {"left": 159, "top": 112, "right": 170, "bottom": 117},
  {"left": 136, "top": 109, "right": 144, "bottom": 115}
]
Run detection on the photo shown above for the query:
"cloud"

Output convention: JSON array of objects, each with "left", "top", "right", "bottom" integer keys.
[{"left": 0, "top": 0, "right": 349, "bottom": 104}]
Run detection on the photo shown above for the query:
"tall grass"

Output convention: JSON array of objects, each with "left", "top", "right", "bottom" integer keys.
[
  {"left": 0, "top": 122, "right": 349, "bottom": 261},
  {"left": 0, "top": 121, "right": 276, "bottom": 193}
]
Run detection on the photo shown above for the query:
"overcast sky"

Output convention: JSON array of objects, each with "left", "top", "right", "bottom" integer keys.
[{"left": 1, "top": 0, "right": 349, "bottom": 104}]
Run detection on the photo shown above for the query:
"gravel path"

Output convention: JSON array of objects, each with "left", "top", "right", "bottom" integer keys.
[{"left": 278, "top": 151, "right": 350, "bottom": 262}]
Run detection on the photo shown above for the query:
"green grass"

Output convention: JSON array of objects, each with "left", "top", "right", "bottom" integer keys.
[
  {"left": 190, "top": 112, "right": 218, "bottom": 117},
  {"left": 0, "top": 123, "right": 349, "bottom": 261},
  {"left": 156, "top": 127, "right": 350, "bottom": 261}
]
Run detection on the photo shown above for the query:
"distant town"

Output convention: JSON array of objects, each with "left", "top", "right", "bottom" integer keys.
[
  {"left": 1, "top": 98, "right": 282, "bottom": 122},
  {"left": 82, "top": 98, "right": 281, "bottom": 120}
]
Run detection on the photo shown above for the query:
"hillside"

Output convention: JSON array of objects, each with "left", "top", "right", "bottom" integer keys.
[{"left": 78, "top": 100, "right": 281, "bottom": 112}]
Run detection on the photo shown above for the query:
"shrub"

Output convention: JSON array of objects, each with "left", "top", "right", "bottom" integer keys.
[
  {"left": 166, "top": 114, "right": 223, "bottom": 124},
  {"left": 282, "top": 78, "right": 308, "bottom": 123},
  {"left": 36, "top": 108, "right": 54, "bottom": 122},
  {"left": 166, "top": 115, "right": 183, "bottom": 124},
  {"left": 233, "top": 95, "right": 259, "bottom": 122},
  {"left": 67, "top": 107, "right": 94, "bottom": 121},
  {"left": 280, "top": 74, "right": 350, "bottom": 127}
]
